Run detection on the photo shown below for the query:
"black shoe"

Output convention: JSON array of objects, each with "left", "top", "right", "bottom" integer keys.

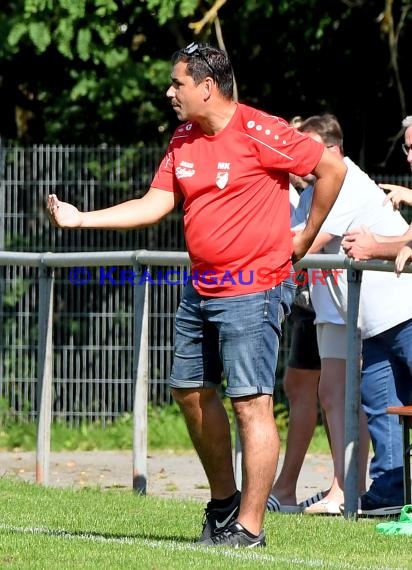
[
  {"left": 199, "top": 522, "right": 266, "bottom": 548},
  {"left": 197, "top": 491, "right": 241, "bottom": 543},
  {"left": 339, "top": 494, "right": 403, "bottom": 517},
  {"left": 358, "top": 493, "right": 403, "bottom": 517}
]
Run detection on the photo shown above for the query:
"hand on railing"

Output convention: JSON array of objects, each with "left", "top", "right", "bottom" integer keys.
[
  {"left": 395, "top": 242, "right": 412, "bottom": 276},
  {"left": 47, "top": 194, "right": 82, "bottom": 228},
  {"left": 342, "top": 226, "right": 377, "bottom": 261}
]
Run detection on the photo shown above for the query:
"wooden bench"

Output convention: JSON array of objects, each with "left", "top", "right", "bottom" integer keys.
[{"left": 387, "top": 406, "right": 412, "bottom": 504}]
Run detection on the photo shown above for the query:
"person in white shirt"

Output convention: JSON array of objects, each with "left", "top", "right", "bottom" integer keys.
[
  {"left": 342, "top": 115, "right": 412, "bottom": 274},
  {"left": 285, "top": 180, "right": 369, "bottom": 515},
  {"left": 298, "top": 113, "right": 412, "bottom": 516},
  {"left": 267, "top": 173, "right": 324, "bottom": 513}
]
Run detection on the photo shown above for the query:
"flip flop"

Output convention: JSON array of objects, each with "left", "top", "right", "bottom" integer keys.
[
  {"left": 266, "top": 494, "right": 303, "bottom": 513},
  {"left": 303, "top": 499, "right": 342, "bottom": 515}
]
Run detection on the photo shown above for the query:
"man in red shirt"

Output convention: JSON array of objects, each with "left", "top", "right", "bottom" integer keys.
[{"left": 48, "top": 43, "right": 346, "bottom": 547}]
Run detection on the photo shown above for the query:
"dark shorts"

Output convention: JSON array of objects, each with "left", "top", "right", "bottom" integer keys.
[
  {"left": 170, "top": 280, "right": 293, "bottom": 398},
  {"left": 287, "top": 305, "right": 321, "bottom": 370}
]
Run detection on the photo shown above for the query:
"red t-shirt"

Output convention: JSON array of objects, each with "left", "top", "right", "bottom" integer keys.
[{"left": 151, "top": 103, "right": 323, "bottom": 296}]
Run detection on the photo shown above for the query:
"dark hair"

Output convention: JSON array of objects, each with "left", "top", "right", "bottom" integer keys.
[
  {"left": 171, "top": 43, "right": 234, "bottom": 99},
  {"left": 299, "top": 113, "right": 344, "bottom": 154}
]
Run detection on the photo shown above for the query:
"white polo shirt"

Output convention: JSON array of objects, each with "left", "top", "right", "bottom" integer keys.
[{"left": 318, "top": 157, "right": 412, "bottom": 338}]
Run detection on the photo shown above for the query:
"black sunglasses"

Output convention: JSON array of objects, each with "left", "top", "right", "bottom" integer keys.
[
  {"left": 181, "top": 42, "right": 216, "bottom": 79},
  {"left": 402, "top": 143, "right": 412, "bottom": 155}
]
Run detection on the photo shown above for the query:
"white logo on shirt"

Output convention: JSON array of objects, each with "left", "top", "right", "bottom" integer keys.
[
  {"left": 216, "top": 171, "right": 229, "bottom": 189},
  {"left": 216, "top": 162, "right": 230, "bottom": 189},
  {"left": 176, "top": 161, "right": 195, "bottom": 179}
]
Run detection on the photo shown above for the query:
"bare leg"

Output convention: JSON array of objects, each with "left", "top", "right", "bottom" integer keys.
[
  {"left": 316, "top": 358, "right": 370, "bottom": 503},
  {"left": 170, "top": 387, "right": 236, "bottom": 499},
  {"left": 172, "top": 388, "right": 276, "bottom": 534},
  {"left": 270, "top": 366, "right": 320, "bottom": 504},
  {"left": 317, "top": 358, "right": 346, "bottom": 504},
  {"left": 232, "top": 394, "right": 278, "bottom": 535}
]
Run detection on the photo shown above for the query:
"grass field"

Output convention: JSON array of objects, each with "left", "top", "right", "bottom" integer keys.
[{"left": 0, "top": 478, "right": 409, "bottom": 569}]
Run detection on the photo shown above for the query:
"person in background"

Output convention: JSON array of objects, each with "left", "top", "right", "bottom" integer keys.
[
  {"left": 46, "top": 43, "right": 346, "bottom": 548},
  {"left": 267, "top": 113, "right": 328, "bottom": 513},
  {"left": 267, "top": 170, "right": 325, "bottom": 513},
  {"left": 276, "top": 153, "right": 369, "bottom": 515},
  {"left": 299, "top": 113, "right": 412, "bottom": 516},
  {"left": 343, "top": 115, "right": 412, "bottom": 273},
  {"left": 379, "top": 115, "right": 412, "bottom": 211}
]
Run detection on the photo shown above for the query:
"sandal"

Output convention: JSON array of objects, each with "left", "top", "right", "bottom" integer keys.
[
  {"left": 267, "top": 494, "right": 303, "bottom": 513},
  {"left": 299, "top": 490, "right": 328, "bottom": 508}
]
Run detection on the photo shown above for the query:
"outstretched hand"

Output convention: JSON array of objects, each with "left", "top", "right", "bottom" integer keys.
[
  {"left": 341, "top": 225, "right": 377, "bottom": 260},
  {"left": 47, "top": 194, "right": 82, "bottom": 228},
  {"left": 380, "top": 183, "right": 412, "bottom": 211}
]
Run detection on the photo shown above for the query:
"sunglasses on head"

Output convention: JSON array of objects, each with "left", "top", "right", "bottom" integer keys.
[{"left": 181, "top": 42, "right": 216, "bottom": 79}]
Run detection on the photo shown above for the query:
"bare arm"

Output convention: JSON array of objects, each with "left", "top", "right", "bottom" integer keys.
[
  {"left": 47, "top": 187, "right": 181, "bottom": 229},
  {"left": 342, "top": 224, "right": 412, "bottom": 260},
  {"left": 306, "top": 231, "right": 335, "bottom": 253},
  {"left": 293, "top": 148, "right": 347, "bottom": 261}
]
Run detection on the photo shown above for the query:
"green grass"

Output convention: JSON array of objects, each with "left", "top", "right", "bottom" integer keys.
[
  {"left": 0, "top": 478, "right": 408, "bottom": 569},
  {"left": 0, "top": 403, "right": 330, "bottom": 454}
]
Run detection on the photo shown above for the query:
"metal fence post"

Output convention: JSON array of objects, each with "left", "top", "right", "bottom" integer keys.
[
  {"left": 0, "top": 137, "right": 6, "bottom": 390},
  {"left": 36, "top": 262, "right": 54, "bottom": 485},
  {"left": 234, "top": 419, "right": 242, "bottom": 489},
  {"left": 132, "top": 263, "right": 149, "bottom": 493},
  {"left": 344, "top": 266, "right": 363, "bottom": 519}
]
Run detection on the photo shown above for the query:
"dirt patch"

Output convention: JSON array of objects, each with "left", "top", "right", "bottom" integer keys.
[{"left": 0, "top": 450, "right": 341, "bottom": 504}]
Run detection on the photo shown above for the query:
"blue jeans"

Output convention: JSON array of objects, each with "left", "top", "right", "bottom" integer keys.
[
  {"left": 170, "top": 280, "right": 294, "bottom": 398},
  {"left": 361, "top": 318, "right": 412, "bottom": 504}
]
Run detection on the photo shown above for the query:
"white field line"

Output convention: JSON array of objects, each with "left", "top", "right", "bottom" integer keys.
[{"left": 0, "top": 523, "right": 401, "bottom": 570}]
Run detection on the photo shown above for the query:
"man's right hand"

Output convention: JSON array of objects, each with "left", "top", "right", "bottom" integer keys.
[
  {"left": 341, "top": 225, "right": 378, "bottom": 260},
  {"left": 47, "top": 194, "right": 82, "bottom": 228},
  {"left": 292, "top": 230, "right": 311, "bottom": 263}
]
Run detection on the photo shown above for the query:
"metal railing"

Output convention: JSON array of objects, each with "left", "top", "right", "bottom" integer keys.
[
  {"left": 1, "top": 249, "right": 410, "bottom": 519},
  {"left": 1, "top": 141, "right": 411, "bottom": 420}
]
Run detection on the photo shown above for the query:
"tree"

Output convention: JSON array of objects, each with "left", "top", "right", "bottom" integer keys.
[
  {"left": 0, "top": 0, "right": 181, "bottom": 145},
  {"left": 0, "top": 0, "right": 411, "bottom": 173}
]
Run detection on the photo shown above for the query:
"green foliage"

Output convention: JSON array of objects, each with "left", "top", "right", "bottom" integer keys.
[
  {"left": 76, "top": 27, "right": 92, "bottom": 61},
  {"left": 28, "top": 21, "right": 51, "bottom": 52},
  {"left": 3, "top": 278, "right": 32, "bottom": 307},
  {"left": 0, "top": 404, "right": 193, "bottom": 451},
  {"left": 0, "top": 0, "right": 410, "bottom": 170},
  {"left": 146, "top": 0, "right": 198, "bottom": 25},
  {"left": 0, "top": 402, "right": 329, "bottom": 453},
  {"left": 55, "top": 17, "right": 75, "bottom": 59},
  {"left": 7, "top": 22, "right": 28, "bottom": 48}
]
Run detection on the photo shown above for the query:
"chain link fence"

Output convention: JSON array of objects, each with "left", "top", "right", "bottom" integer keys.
[{"left": 1, "top": 140, "right": 411, "bottom": 424}]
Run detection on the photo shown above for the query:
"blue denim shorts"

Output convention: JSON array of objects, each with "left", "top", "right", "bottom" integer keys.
[{"left": 170, "top": 279, "right": 293, "bottom": 397}]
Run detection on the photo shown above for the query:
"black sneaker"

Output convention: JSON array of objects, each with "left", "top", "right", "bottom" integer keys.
[
  {"left": 199, "top": 522, "right": 266, "bottom": 548},
  {"left": 339, "top": 493, "right": 403, "bottom": 517},
  {"left": 197, "top": 491, "right": 241, "bottom": 543},
  {"left": 358, "top": 493, "right": 403, "bottom": 517}
]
